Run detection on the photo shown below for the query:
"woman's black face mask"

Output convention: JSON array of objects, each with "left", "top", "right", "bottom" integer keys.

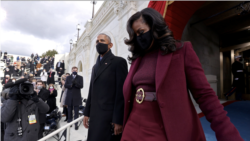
[{"left": 136, "top": 30, "right": 153, "bottom": 51}]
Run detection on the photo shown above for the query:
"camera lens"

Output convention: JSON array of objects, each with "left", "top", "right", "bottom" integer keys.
[{"left": 22, "top": 85, "right": 30, "bottom": 93}]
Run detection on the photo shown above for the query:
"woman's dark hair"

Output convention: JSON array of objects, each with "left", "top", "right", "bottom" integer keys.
[{"left": 125, "top": 8, "right": 179, "bottom": 63}]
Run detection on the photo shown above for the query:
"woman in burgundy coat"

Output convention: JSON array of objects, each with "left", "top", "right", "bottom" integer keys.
[{"left": 121, "top": 8, "right": 243, "bottom": 141}]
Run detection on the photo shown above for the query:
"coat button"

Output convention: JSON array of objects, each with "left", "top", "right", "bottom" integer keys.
[
  {"left": 10, "top": 133, "right": 14, "bottom": 136},
  {"left": 27, "top": 130, "right": 30, "bottom": 133},
  {"left": 128, "top": 101, "right": 130, "bottom": 103}
]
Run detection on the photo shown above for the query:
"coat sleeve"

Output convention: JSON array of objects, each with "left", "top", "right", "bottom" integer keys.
[
  {"left": 1, "top": 99, "right": 18, "bottom": 122},
  {"left": 112, "top": 59, "right": 128, "bottom": 125},
  {"left": 74, "top": 76, "right": 83, "bottom": 89},
  {"left": 49, "top": 90, "right": 57, "bottom": 98},
  {"left": 36, "top": 98, "right": 50, "bottom": 114},
  {"left": 39, "top": 90, "right": 50, "bottom": 101},
  {"left": 64, "top": 76, "right": 72, "bottom": 89},
  {"left": 184, "top": 42, "right": 243, "bottom": 141},
  {"left": 84, "top": 68, "right": 94, "bottom": 117}
]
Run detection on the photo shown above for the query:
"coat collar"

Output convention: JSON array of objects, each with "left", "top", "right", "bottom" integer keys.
[
  {"left": 123, "top": 49, "right": 173, "bottom": 101},
  {"left": 94, "top": 51, "right": 114, "bottom": 82}
]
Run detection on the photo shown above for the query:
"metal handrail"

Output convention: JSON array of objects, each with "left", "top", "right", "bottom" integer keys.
[{"left": 38, "top": 116, "right": 84, "bottom": 141}]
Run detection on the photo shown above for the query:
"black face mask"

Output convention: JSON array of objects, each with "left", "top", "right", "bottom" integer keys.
[
  {"left": 137, "top": 30, "right": 153, "bottom": 51},
  {"left": 96, "top": 43, "right": 109, "bottom": 55},
  {"left": 239, "top": 58, "right": 243, "bottom": 62}
]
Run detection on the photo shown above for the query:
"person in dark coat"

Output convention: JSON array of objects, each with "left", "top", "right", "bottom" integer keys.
[
  {"left": 232, "top": 55, "right": 245, "bottom": 100},
  {"left": 56, "top": 60, "right": 62, "bottom": 73},
  {"left": 64, "top": 66, "right": 83, "bottom": 130},
  {"left": 61, "top": 60, "right": 65, "bottom": 71},
  {"left": 21, "top": 62, "right": 26, "bottom": 71},
  {"left": 44, "top": 61, "right": 51, "bottom": 72},
  {"left": 4, "top": 68, "right": 11, "bottom": 77},
  {"left": 1, "top": 75, "right": 12, "bottom": 90},
  {"left": 47, "top": 68, "right": 55, "bottom": 85},
  {"left": 19, "top": 68, "right": 25, "bottom": 77},
  {"left": 47, "top": 84, "right": 58, "bottom": 113},
  {"left": 34, "top": 80, "right": 50, "bottom": 139},
  {"left": 31, "top": 53, "right": 34, "bottom": 59},
  {"left": 57, "top": 67, "right": 64, "bottom": 84},
  {"left": 13, "top": 67, "right": 19, "bottom": 76},
  {"left": 6, "top": 57, "right": 11, "bottom": 66},
  {"left": 3, "top": 51, "right": 7, "bottom": 60},
  {"left": 29, "top": 60, "right": 35, "bottom": 74},
  {"left": 1, "top": 86, "right": 49, "bottom": 141},
  {"left": 8, "top": 64, "right": 15, "bottom": 75},
  {"left": 83, "top": 33, "right": 128, "bottom": 141},
  {"left": 50, "top": 56, "right": 55, "bottom": 69}
]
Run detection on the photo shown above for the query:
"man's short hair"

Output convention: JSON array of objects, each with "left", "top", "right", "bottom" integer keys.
[
  {"left": 72, "top": 66, "right": 78, "bottom": 70},
  {"left": 98, "top": 33, "right": 111, "bottom": 43},
  {"left": 36, "top": 80, "right": 43, "bottom": 84}
]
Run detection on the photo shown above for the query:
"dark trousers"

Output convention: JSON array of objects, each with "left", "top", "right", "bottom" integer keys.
[
  {"left": 38, "top": 123, "right": 45, "bottom": 139},
  {"left": 67, "top": 105, "right": 79, "bottom": 126},
  {"left": 236, "top": 86, "right": 244, "bottom": 100}
]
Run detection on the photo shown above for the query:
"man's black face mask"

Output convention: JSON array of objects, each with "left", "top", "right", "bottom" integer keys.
[
  {"left": 96, "top": 43, "right": 109, "bottom": 55},
  {"left": 136, "top": 30, "right": 153, "bottom": 51}
]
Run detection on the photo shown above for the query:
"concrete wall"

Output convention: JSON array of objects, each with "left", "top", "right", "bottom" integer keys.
[{"left": 182, "top": 15, "right": 221, "bottom": 97}]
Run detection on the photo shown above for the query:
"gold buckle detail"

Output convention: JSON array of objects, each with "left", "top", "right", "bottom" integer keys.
[{"left": 136, "top": 88, "right": 145, "bottom": 104}]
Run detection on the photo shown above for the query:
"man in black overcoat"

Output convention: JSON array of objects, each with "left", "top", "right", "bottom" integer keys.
[
  {"left": 64, "top": 66, "right": 83, "bottom": 130},
  {"left": 35, "top": 80, "right": 50, "bottom": 139},
  {"left": 83, "top": 33, "right": 128, "bottom": 141},
  {"left": 232, "top": 55, "right": 245, "bottom": 100}
]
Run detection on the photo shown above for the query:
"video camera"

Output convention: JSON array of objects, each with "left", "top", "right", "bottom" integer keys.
[{"left": 4, "top": 78, "right": 34, "bottom": 95}]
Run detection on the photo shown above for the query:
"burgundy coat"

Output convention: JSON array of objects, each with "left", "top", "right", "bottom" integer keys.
[{"left": 122, "top": 42, "right": 243, "bottom": 141}]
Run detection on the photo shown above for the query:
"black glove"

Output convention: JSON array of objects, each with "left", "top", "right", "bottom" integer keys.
[
  {"left": 31, "top": 93, "right": 39, "bottom": 103},
  {"left": 9, "top": 85, "right": 19, "bottom": 100}
]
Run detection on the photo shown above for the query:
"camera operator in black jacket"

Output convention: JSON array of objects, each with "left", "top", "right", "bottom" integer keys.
[{"left": 1, "top": 84, "right": 49, "bottom": 141}]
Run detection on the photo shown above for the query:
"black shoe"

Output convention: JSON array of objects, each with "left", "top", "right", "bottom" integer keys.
[{"left": 75, "top": 126, "right": 78, "bottom": 130}]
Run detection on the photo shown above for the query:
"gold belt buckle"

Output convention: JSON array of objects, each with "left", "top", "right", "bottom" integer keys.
[{"left": 136, "top": 88, "right": 145, "bottom": 104}]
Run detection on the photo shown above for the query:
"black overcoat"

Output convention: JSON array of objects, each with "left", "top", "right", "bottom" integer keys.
[
  {"left": 8, "top": 66, "right": 14, "bottom": 74},
  {"left": 55, "top": 62, "right": 61, "bottom": 72},
  {"left": 47, "top": 72, "right": 55, "bottom": 85},
  {"left": 83, "top": 51, "right": 128, "bottom": 141},
  {"left": 47, "top": 89, "right": 57, "bottom": 113},
  {"left": 64, "top": 74, "right": 83, "bottom": 106},
  {"left": 44, "top": 63, "right": 50, "bottom": 72},
  {"left": 13, "top": 69, "right": 19, "bottom": 76},
  {"left": 38, "top": 88, "right": 50, "bottom": 124},
  {"left": 30, "top": 62, "right": 35, "bottom": 73},
  {"left": 4, "top": 70, "right": 11, "bottom": 77}
]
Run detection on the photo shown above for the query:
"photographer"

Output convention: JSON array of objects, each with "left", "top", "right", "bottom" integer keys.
[
  {"left": 2, "top": 75, "right": 12, "bottom": 91},
  {"left": 35, "top": 80, "right": 50, "bottom": 139},
  {"left": 1, "top": 79, "right": 49, "bottom": 141}
]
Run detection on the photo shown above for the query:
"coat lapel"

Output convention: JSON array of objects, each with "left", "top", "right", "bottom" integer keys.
[
  {"left": 123, "top": 57, "right": 142, "bottom": 102},
  {"left": 155, "top": 50, "right": 173, "bottom": 92},
  {"left": 94, "top": 56, "right": 113, "bottom": 82}
]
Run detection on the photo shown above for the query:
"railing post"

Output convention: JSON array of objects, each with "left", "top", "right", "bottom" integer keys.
[{"left": 66, "top": 126, "right": 70, "bottom": 141}]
